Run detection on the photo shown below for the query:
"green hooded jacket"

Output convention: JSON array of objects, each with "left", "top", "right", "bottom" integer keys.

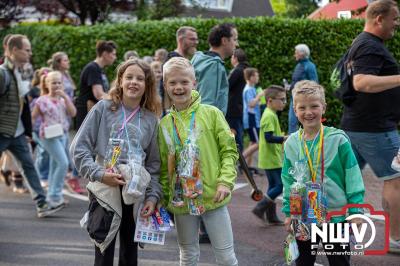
[
  {"left": 158, "top": 91, "right": 238, "bottom": 214},
  {"left": 282, "top": 126, "right": 365, "bottom": 223}
]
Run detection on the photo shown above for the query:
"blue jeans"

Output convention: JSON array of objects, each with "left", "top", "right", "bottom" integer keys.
[
  {"left": 346, "top": 130, "right": 400, "bottom": 180},
  {"left": 41, "top": 135, "right": 68, "bottom": 205},
  {"left": 32, "top": 132, "right": 49, "bottom": 181},
  {"left": 175, "top": 206, "right": 238, "bottom": 266},
  {"left": 0, "top": 134, "right": 46, "bottom": 206},
  {"left": 288, "top": 97, "right": 298, "bottom": 134},
  {"left": 265, "top": 168, "right": 283, "bottom": 200},
  {"left": 226, "top": 116, "right": 244, "bottom": 152}
]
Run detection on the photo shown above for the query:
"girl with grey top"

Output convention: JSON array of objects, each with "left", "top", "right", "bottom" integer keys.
[{"left": 70, "top": 59, "right": 162, "bottom": 266}]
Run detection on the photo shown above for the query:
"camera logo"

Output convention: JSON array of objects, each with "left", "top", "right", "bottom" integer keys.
[{"left": 311, "top": 204, "right": 389, "bottom": 255}]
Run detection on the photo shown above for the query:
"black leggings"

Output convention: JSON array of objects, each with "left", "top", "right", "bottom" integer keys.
[
  {"left": 94, "top": 200, "right": 138, "bottom": 266},
  {"left": 295, "top": 223, "right": 350, "bottom": 266}
]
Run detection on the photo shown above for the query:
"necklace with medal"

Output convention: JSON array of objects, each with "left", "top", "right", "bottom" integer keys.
[
  {"left": 105, "top": 105, "right": 140, "bottom": 171},
  {"left": 299, "top": 124, "right": 327, "bottom": 225}
]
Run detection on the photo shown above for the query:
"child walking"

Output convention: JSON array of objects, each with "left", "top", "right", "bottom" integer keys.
[
  {"left": 158, "top": 57, "right": 238, "bottom": 266},
  {"left": 282, "top": 80, "right": 365, "bottom": 266},
  {"left": 242, "top": 68, "right": 264, "bottom": 166},
  {"left": 30, "top": 67, "right": 51, "bottom": 188},
  {"left": 32, "top": 71, "right": 76, "bottom": 209},
  {"left": 252, "top": 85, "right": 287, "bottom": 225},
  {"left": 70, "top": 59, "right": 162, "bottom": 266}
]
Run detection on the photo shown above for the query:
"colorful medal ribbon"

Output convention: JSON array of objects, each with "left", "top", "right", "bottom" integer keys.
[
  {"left": 119, "top": 105, "right": 140, "bottom": 138},
  {"left": 105, "top": 105, "right": 140, "bottom": 172},
  {"left": 299, "top": 124, "right": 326, "bottom": 225},
  {"left": 300, "top": 124, "right": 324, "bottom": 183},
  {"left": 171, "top": 112, "right": 205, "bottom": 215}
]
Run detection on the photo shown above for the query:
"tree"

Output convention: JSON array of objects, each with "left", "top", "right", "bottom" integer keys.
[
  {"left": 57, "top": 0, "right": 136, "bottom": 24},
  {"left": 0, "top": 0, "right": 24, "bottom": 28},
  {"left": 270, "top": 0, "right": 287, "bottom": 17},
  {"left": 136, "top": 0, "right": 186, "bottom": 20},
  {"left": 0, "top": 0, "right": 137, "bottom": 26},
  {"left": 285, "top": 0, "right": 319, "bottom": 18}
]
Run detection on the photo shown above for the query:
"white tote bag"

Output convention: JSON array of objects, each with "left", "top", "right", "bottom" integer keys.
[{"left": 44, "top": 123, "right": 64, "bottom": 139}]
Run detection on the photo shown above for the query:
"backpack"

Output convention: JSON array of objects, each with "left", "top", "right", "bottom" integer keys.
[
  {"left": 0, "top": 65, "right": 11, "bottom": 97},
  {"left": 330, "top": 37, "right": 366, "bottom": 106}
]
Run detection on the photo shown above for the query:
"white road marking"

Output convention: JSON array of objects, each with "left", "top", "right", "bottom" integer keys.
[
  {"left": 63, "top": 189, "right": 88, "bottom": 201},
  {"left": 233, "top": 183, "right": 248, "bottom": 191}
]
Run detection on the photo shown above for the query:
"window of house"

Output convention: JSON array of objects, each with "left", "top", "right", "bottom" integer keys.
[
  {"left": 337, "top": 10, "right": 351, "bottom": 19},
  {"left": 184, "top": 0, "right": 234, "bottom": 12}
]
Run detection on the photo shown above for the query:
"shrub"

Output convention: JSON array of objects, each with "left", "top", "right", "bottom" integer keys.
[{"left": 2, "top": 17, "right": 399, "bottom": 128}]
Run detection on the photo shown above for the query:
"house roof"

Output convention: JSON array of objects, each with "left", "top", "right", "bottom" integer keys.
[
  {"left": 308, "top": 0, "right": 368, "bottom": 20},
  {"left": 183, "top": 0, "right": 274, "bottom": 18}
]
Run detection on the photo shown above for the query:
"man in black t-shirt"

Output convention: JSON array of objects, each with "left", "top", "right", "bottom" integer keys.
[
  {"left": 340, "top": 0, "right": 400, "bottom": 252},
  {"left": 75, "top": 40, "right": 117, "bottom": 129},
  {"left": 227, "top": 48, "right": 249, "bottom": 152}
]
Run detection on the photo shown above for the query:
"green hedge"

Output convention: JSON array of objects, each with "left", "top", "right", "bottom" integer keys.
[{"left": 2, "top": 17, "right": 400, "bottom": 129}]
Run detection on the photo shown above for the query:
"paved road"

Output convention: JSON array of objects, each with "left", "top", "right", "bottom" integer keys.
[{"left": 0, "top": 166, "right": 399, "bottom": 266}]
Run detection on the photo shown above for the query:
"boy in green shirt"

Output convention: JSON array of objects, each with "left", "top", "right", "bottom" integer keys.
[{"left": 252, "top": 85, "right": 287, "bottom": 225}]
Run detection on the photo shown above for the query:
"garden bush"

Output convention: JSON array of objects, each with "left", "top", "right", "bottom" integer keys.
[{"left": 2, "top": 17, "right": 400, "bottom": 128}]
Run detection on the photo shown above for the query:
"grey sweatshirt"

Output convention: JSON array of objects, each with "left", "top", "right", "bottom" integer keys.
[{"left": 70, "top": 99, "right": 162, "bottom": 203}]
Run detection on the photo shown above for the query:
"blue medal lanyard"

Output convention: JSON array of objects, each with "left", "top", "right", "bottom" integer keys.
[
  {"left": 171, "top": 112, "right": 196, "bottom": 148},
  {"left": 119, "top": 105, "right": 141, "bottom": 158}
]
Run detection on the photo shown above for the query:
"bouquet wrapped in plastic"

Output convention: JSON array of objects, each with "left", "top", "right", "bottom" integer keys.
[
  {"left": 161, "top": 126, "right": 184, "bottom": 207},
  {"left": 176, "top": 128, "right": 205, "bottom": 216},
  {"left": 288, "top": 161, "right": 307, "bottom": 219}
]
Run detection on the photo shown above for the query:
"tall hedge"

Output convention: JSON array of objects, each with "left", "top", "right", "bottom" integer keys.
[{"left": 2, "top": 17, "right": 400, "bottom": 129}]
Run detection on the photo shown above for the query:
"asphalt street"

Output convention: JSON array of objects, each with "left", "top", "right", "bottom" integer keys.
[{"left": 0, "top": 166, "right": 399, "bottom": 266}]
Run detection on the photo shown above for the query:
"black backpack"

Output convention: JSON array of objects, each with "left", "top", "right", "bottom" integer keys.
[
  {"left": 330, "top": 38, "right": 366, "bottom": 106},
  {"left": 0, "top": 65, "right": 11, "bottom": 97}
]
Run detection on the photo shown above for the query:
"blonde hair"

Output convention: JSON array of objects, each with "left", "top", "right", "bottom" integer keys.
[
  {"left": 107, "top": 59, "right": 161, "bottom": 116},
  {"left": 40, "top": 71, "right": 62, "bottom": 95},
  {"left": 150, "top": 60, "right": 161, "bottom": 71},
  {"left": 48, "top": 51, "right": 76, "bottom": 91},
  {"left": 292, "top": 80, "right": 326, "bottom": 106},
  {"left": 31, "top": 67, "right": 51, "bottom": 87},
  {"left": 162, "top": 57, "right": 195, "bottom": 82}
]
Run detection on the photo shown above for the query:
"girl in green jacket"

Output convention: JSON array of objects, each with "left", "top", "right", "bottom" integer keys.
[{"left": 158, "top": 57, "right": 239, "bottom": 266}]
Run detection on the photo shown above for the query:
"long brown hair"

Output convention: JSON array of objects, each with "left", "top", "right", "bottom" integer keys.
[{"left": 107, "top": 59, "right": 161, "bottom": 116}]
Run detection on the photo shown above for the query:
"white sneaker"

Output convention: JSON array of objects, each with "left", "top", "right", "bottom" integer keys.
[{"left": 389, "top": 238, "right": 400, "bottom": 254}]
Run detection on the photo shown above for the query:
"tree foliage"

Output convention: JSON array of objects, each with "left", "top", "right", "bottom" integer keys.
[
  {"left": 0, "top": 0, "right": 188, "bottom": 27},
  {"left": 3, "top": 17, "right": 390, "bottom": 128},
  {"left": 136, "top": 0, "right": 185, "bottom": 20},
  {"left": 285, "top": 0, "right": 319, "bottom": 18}
]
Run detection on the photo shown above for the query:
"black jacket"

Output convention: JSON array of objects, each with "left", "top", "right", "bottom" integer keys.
[{"left": 226, "top": 62, "right": 250, "bottom": 118}]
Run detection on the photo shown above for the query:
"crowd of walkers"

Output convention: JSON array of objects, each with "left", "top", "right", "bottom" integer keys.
[{"left": 0, "top": 1, "right": 400, "bottom": 265}]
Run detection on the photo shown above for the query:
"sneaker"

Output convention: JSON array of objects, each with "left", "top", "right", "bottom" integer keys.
[
  {"left": 389, "top": 238, "right": 400, "bottom": 254},
  {"left": 0, "top": 170, "right": 11, "bottom": 186},
  {"left": 12, "top": 176, "right": 28, "bottom": 194},
  {"left": 37, "top": 202, "right": 65, "bottom": 218},
  {"left": 40, "top": 180, "right": 48, "bottom": 188},
  {"left": 65, "top": 178, "right": 86, "bottom": 194}
]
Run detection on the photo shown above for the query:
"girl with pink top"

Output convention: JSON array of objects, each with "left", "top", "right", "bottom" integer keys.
[
  {"left": 49, "top": 52, "right": 86, "bottom": 194},
  {"left": 32, "top": 71, "right": 77, "bottom": 208}
]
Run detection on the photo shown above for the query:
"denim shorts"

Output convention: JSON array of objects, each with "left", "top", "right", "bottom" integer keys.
[
  {"left": 345, "top": 130, "right": 400, "bottom": 180},
  {"left": 247, "top": 113, "right": 259, "bottom": 143}
]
